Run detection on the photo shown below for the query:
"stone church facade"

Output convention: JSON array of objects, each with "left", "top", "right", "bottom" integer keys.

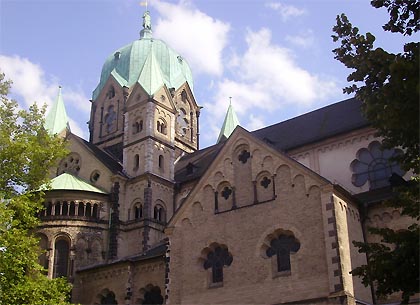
[{"left": 37, "top": 11, "right": 413, "bottom": 305}]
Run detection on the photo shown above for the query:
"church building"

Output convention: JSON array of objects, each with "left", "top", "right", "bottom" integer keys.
[{"left": 37, "top": 10, "right": 412, "bottom": 305}]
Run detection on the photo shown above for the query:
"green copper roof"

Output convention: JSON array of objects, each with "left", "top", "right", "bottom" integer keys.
[
  {"left": 45, "top": 86, "right": 70, "bottom": 135},
  {"left": 93, "top": 11, "right": 193, "bottom": 99},
  {"left": 217, "top": 101, "right": 240, "bottom": 143},
  {"left": 44, "top": 173, "right": 107, "bottom": 194}
]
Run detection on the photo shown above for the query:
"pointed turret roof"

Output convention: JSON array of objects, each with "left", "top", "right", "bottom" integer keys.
[
  {"left": 217, "top": 99, "right": 240, "bottom": 143},
  {"left": 45, "top": 86, "right": 70, "bottom": 135}
]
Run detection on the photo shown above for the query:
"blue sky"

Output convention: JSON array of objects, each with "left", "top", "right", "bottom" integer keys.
[{"left": 0, "top": 0, "right": 414, "bottom": 148}]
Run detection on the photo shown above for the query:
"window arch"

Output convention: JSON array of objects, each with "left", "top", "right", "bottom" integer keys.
[
  {"left": 262, "top": 230, "right": 300, "bottom": 276},
  {"left": 156, "top": 118, "right": 167, "bottom": 135},
  {"left": 134, "top": 154, "right": 140, "bottom": 170},
  {"left": 137, "top": 284, "right": 163, "bottom": 305},
  {"left": 133, "top": 202, "right": 143, "bottom": 220},
  {"left": 202, "top": 244, "right": 233, "bottom": 286},
  {"left": 133, "top": 119, "right": 143, "bottom": 134},
  {"left": 98, "top": 289, "right": 118, "bottom": 305},
  {"left": 153, "top": 203, "right": 166, "bottom": 223},
  {"left": 53, "top": 237, "right": 70, "bottom": 278},
  {"left": 158, "top": 155, "right": 164, "bottom": 169}
]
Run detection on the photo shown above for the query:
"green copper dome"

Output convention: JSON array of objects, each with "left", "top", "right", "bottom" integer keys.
[{"left": 93, "top": 11, "right": 193, "bottom": 100}]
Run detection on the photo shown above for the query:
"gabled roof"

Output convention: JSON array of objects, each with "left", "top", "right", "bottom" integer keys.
[
  {"left": 45, "top": 173, "right": 107, "bottom": 194},
  {"left": 45, "top": 86, "right": 70, "bottom": 135},
  {"left": 217, "top": 102, "right": 240, "bottom": 143},
  {"left": 252, "top": 98, "right": 369, "bottom": 151},
  {"left": 175, "top": 142, "right": 225, "bottom": 184}
]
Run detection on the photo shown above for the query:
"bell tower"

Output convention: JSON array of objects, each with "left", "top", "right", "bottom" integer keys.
[{"left": 88, "top": 9, "right": 200, "bottom": 254}]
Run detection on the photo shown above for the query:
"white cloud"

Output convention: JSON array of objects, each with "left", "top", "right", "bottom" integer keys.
[
  {"left": 285, "top": 30, "right": 315, "bottom": 48},
  {"left": 203, "top": 28, "right": 337, "bottom": 134},
  {"left": 152, "top": 0, "right": 230, "bottom": 76},
  {"left": 248, "top": 114, "right": 266, "bottom": 131},
  {"left": 0, "top": 55, "right": 89, "bottom": 139},
  {"left": 265, "top": 2, "right": 306, "bottom": 21}
]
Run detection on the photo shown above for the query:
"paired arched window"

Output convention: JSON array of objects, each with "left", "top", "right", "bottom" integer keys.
[
  {"left": 134, "top": 204, "right": 143, "bottom": 220},
  {"left": 133, "top": 120, "right": 143, "bottom": 134},
  {"left": 153, "top": 205, "right": 166, "bottom": 223},
  {"left": 156, "top": 119, "right": 167, "bottom": 135}
]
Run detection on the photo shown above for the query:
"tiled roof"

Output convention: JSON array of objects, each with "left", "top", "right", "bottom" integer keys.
[
  {"left": 252, "top": 98, "right": 369, "bottom": 151},
  {"left": 174, "top": 98, "right": 369, "bottom": 185},
  {"left": 175, "top": 142, "right": 225, "bottom": 184}
]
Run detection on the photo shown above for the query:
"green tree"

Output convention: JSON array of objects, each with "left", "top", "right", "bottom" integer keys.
[
  {"left": 0, "top": 72, "right": 71, "bottom": 304},
  {"left": 332, "top": 0, "right": 419, "bottom": 303}
]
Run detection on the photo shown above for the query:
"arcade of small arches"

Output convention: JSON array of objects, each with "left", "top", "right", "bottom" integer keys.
[{"left": 40, "top": 200, "right": 102, "bottom": 219}]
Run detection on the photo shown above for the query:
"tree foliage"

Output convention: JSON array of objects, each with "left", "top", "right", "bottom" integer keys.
[
  {"left": 332, "top": 0, "right": 419, "bottom": 303},
  {"left": 0, "top": 72, "right": 71, "bottom": 304}
]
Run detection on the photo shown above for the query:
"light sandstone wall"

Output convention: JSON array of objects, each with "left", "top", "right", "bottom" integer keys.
[
  {"left": 62, "top": 137, "right": 115, "bottom": 192},
  {"left": 73, "top": 257, "right": 165, "bottom": 305},
  {"left": 332, "top": 194, "right": 372, "bottom": 304},
  {"left": 290, "top": 128, "right": 377, "bottom": 195},
  {"left": 167, "top": 133, "right": 336, "bottom": 304}
]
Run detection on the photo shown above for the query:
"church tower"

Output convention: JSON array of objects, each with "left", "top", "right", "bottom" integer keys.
[{"left": 88, "top": 10, "right": 200, "bottom": 253}]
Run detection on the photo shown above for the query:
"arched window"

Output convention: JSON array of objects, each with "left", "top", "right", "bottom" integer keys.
[
  {"left": 157, "top": 119, "right": 167, "bottom": 135},
  {"left": 138, "top": 284, "right": 163, "bottom": 305},
  {"left": 134, "top": 204, "right": 143, "bottom": 220},
  {"left": 78, "top": 202, "right": 85, "bottom": 217},
  {"left": 158, "top": 155, "right": 164, "bottom": 169},
  {"left": 133, "top": 119, "right": 143, "bottom": 134},
  {"left": 266, "top": 234, "right": 300, "bottom": 274},
  {"left": 55, "top": 201, "right": 61, "bottom": 216},
  {"left": 134, "top": 154, "right": 140, "bottom": 170},
  {"left": 108, "top": 86, "right": 115, "bottom": 99},
  {"left": 69, "top": 201, "right": 76, "bottom": 216},
  {"left": 153, "top": 205, "right": 166, "bottom": 223},
  {"left": 46, "top": 202, "right": 53, "bottom": 216},
  {"left": 92, "top": 204, "right": 99, "bottom": 219},
  {"left": 203, "top": 245, "right": 233, "bottom": 285},
  {"left": 100, "top": 290, "right": 118, "bottom": 305},
  {"left": 85, "top": 203, "right": 92, "bottom": 217},
  {"left": 62, "top": 201, "right": 69, "bottom": 216},
  {"left": 53, "top": 238, "right": 70, "bottom": 278}
]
